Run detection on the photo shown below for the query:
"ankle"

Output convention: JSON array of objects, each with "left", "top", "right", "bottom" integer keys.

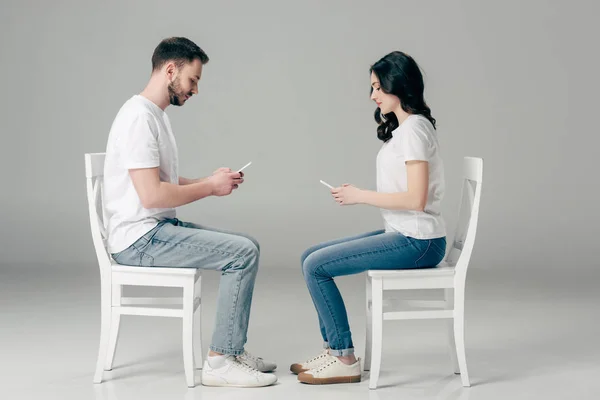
[
  {"left": 336, "top": 355, "right": 356, "bottom": 365},
  {"left": 209, "top": 350, "right": 224, "bottom": 357}
]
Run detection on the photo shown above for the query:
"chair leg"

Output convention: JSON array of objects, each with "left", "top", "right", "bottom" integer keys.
[
  {"left": 445, "top": 288, "right": 459, "bottom": 374},
  {"left": 193, "top": 275, "right": 203, "bottom": 369},
  {"left": 93, "top": 279, "right": 111, "bottom": 384},
  {"left": 454, "top": 288, "right": 470, "bottom": 387},
  {"left": 364, "top": 274, "right": 372, "bottom": 371},
  {"left": 182, "top": 281, "right": 196, "bottom": 387},
  {"left": 92, "top": 380, "right": 116, "bottom": 400},
  {"left": 105, "top": 284, "right": 122, "bottom": 371},
  {"left": 368, "top": 277, "right": 383, "bottom": 390}
]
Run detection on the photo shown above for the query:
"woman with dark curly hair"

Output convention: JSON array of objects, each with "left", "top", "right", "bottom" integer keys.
[{"left": 293, "top": 51, "right": 447, "bottom": 385}]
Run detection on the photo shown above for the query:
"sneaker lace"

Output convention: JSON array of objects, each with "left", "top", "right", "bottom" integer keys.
[
  {"left": 240, "top": 351, "right": 261, "bottom": 362},
  {"left": 315, "top": 359, "right": 336, "bottom": 373},
  {"left": 306, "top": 350, "right": 329, "bottom": 363},
  {"left": 231, "top": 356, "right": 262, "bottom": 376}
]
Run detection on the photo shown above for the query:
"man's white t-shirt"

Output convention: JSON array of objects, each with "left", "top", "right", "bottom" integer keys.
[
  {"left": 376, "top": 114, "right": 446, "bottom": 239},
  {"left": 103, "top": 95, "right": 179, "bottom": 254}
]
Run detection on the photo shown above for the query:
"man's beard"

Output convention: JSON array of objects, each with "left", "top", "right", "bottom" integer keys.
[{"left": 168, "top": 76, "right": 189, "bottom": 106}]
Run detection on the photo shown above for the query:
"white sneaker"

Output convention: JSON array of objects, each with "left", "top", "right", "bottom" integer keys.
[
  {"left": 201, "top": 355, "right": 278, "bottom": 387},
  {"left": 237, "top": 350, "right": 277, "bottom": 372},
  {"left": 290, "top": 349, "right": 334, "bottom": 375},
  {"left": 298, "top": 357, "right": 361, "bottom": 384}
]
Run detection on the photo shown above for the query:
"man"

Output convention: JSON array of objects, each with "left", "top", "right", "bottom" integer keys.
[{"left": 103, "top": 37, "right": 277, "bottom": 388}]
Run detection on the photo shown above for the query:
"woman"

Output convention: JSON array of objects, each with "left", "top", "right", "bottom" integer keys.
[{"left": 293, "top": 51, "right": 447, "bottom": 385}]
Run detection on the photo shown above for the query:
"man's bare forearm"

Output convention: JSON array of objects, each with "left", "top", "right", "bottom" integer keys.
[
  {"left": 145, "top": 180, "right": 214, "bottom": 208},
  {"left": 179, "top": 176, "right": 208, "bottom": 185}
]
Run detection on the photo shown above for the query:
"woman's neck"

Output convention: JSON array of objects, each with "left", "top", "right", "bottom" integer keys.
[{"left": 393, "top": 106, "right": 411, "bottom": 125}]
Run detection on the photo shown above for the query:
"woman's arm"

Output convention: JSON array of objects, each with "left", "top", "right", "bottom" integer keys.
[{"left": 332, "top": 160, "right": 429, "bottom": 211}]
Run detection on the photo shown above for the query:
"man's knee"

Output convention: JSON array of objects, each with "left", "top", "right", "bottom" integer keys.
[
  {"left": 247, "top": 235, "right": 260, "bottom": 253},
  {"left": 237, "top": 237, "right": 259, "bottom": 266}
]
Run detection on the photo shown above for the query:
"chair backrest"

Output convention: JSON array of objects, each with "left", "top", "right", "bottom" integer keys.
[
  {"left": 85, "top": 153, "right": 112, "bottom": 275},
  {"left": 445, "top": 157, "right": 483, "bottom": 277}
]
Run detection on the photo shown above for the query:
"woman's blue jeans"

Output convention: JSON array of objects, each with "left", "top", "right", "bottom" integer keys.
[{"left": 301, "top": 229, "right": 446, "bottom": 356}]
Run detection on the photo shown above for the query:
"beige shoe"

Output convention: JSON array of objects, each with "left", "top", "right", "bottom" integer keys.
[
  {"left": 298, "top": 356, "right": 361, "bottom": 385},
  {"left": 290, "top": 349, "right": 333, "bottom": 375}
]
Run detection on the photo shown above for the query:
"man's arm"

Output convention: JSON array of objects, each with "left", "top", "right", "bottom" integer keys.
[
  {"left": 130, "top": 168, "right": 214, "bottom": 208},
  {"left": 130, "top": 167, "right": 243, "bottom": 209},
  {"left": 179, "top": 167, "right": 235, "bottom": 185},
  {"left": 179, "top": 176, "right": 206, "bottom": 185}
]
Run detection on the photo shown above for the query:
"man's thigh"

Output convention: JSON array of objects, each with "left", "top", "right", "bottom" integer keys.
[
  {"left": 177, "top": 220, "right": 260, "bottom": 252},
  {"left": 118, "top": 220, "right": 257, "bottom": 269}
]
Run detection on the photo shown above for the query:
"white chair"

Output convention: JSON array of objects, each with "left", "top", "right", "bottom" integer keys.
[
  {"left": 85, "top": 152, "right": 203, "bottom": 388},
  {"left": 364, "top": 156, "right": 483, "bottom": 389}
]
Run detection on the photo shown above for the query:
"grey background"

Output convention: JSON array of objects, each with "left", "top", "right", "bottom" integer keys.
[
  {"left": 2, "top": 1, "right": 600, "bottom": 399},
  {"left": 1, "top": 0, "right": 598, "bottom": 272}
]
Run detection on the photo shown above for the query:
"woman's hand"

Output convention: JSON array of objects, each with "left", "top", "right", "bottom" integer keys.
[{"left": 332, "top": 184, "right": 364, "bottom": 206}]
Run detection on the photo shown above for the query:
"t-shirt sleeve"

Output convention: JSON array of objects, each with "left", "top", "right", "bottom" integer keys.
[
  {"left": 399, "top": 119, "right": 432, "bottom": 162},
  {"left": 119, "top": 114, "right": 160, "bottom": 170}
]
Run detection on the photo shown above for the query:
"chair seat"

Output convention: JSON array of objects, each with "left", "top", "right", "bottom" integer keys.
[
  {"left": 111, "top": 262, "right": 199, "bottom": 276},
  {"left": 367, "top": 262, "right": 455, "bottom": 278}
]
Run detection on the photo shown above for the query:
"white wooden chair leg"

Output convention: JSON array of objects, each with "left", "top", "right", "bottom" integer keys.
[
  {"left": 445, "top": 288, "right": 459, "bottom": 374},
  {"left": 93, "top": 279, "right": 111, "bottom": 383},
  {"left": 93, "top": 380, "right": 116, "bottom": 400},
  {"left": 193, "top": 275, "right": 203, "bottom": 369},
  {"left": 368, "top": 277, "right": 383, "bottom": 390},
  {"left": 105, "top": 284, "right": 122, "bottom": 371},
  {"left": 182, "top": 281, "right": 196, "bottom": 387},
  {"left": 364, "top": 274, "right": 373, "bottom": 371},
  {"left": 454, "top": 287, "right": 470, "bottom": 387}
]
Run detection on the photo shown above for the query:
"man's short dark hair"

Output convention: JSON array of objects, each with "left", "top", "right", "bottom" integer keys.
[{"left": 151, "top": 37, "right": 209, "bottom": 71}]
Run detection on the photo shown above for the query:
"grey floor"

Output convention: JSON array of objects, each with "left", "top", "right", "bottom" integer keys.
[{"left": 0, "top": 264, "right": 598, "bottom": 400}]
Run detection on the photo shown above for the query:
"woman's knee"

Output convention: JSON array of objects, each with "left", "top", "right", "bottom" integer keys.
[
  {"left": 300, "top": 249, "right": 311, "bottom": 270},
  {"left": 302, "top": 252, "right": 325, "bottom": 279},
  {"left": 301, "top": 244, "right": 321, "bottom": 267}
]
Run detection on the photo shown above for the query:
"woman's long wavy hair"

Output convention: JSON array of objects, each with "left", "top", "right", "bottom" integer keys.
[{"left": 370, "top": 51, "right": 436, "bottom": 142}]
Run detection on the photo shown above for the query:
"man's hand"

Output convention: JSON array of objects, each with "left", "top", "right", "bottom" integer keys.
[
  {"left": 213, "top": 167, "right": 230, "bottom": 174},
  {"left": 331, "top": 184, "right": 364, "bottom": 206},
  {"left": 209, "top": 171, "right": 244, "bottom": 196},
  {"left": 213, "top": 167, "right": 245, "bottom": 178}
]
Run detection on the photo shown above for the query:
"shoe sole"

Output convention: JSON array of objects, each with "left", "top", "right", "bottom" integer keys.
[
  {"left": 290, "top": 364, "right": 308, "bottom": 375},
  {"left": 297, "top": 372, "right": 361, "bottom": 385},
  {"left": 201, "top": 378, "right": 277, "bottom": 388}
]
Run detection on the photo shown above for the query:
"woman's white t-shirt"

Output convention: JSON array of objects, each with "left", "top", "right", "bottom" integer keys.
[{"left": 376, "top": 114, "right": 446, "bottom": 239}]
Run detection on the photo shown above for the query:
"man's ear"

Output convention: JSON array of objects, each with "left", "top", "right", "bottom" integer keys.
[{"left": 165, "top": 62, "right": 177, "bottom": 81}]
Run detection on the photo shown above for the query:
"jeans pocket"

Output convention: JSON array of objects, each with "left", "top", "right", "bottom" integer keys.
[
  {"left": 111, "top": 251, "right": 122, "bottom": 264},
  {"left": 413, "top": 239, "right": 432, "bottom": 268},
  {"left": 139, "top": 251, "right": 154, "bottom": 267},
  {"left": 113, "top": 244, "right": 154, "bottom": 267},
  {"left": 429, "top": 239, "right": 447, "bottom": 262}
]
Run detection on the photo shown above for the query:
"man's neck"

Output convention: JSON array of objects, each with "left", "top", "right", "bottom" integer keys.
[{"left": 140, "top": 78, "right": 170, "bottom": 110}]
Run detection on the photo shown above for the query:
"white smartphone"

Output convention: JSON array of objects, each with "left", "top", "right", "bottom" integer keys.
[
  {"left": 237, "top": 161, "right": 252, "bottom": 173},
  {"left": 319, "top": 180, "right": 334, "bottom": 189}
]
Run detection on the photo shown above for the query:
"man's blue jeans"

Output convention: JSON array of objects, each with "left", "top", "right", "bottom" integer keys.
[{"left": 112, "top": 218, "right": 260, "bottom": 356}]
